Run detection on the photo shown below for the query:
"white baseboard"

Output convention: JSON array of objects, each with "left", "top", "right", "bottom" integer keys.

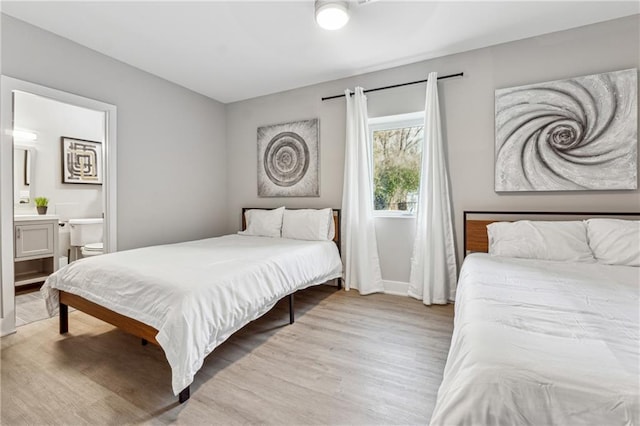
[{"left": 383, "top": 280, "right": 409, "bottom": 296}]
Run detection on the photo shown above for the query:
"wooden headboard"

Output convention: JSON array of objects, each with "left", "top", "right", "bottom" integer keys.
[
  {"left": 241, "top": 207, "right": 341, "bottom": 248},
  {"left": 464, "top": 210, "right": 640, "bottom": 257}
]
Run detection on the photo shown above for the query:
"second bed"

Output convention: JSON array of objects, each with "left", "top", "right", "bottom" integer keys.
[{"left": 430, "top": 212, "right": 640, "bottom": 425}]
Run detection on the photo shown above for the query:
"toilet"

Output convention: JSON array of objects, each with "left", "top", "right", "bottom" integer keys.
[
  {"left": 69, "top": 218, "right": 104, "bottom": 259},
  {"left": 81, "top": 242, "right": 104, "bottom": 257}
]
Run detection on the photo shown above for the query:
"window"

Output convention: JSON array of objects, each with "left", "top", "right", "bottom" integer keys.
[{"left": 369, "top": 112, "right": 424, "bottom": 215}]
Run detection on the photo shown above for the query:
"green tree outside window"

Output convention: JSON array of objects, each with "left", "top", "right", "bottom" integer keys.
[{"left": 372, "top": 125, "right": 423, "bottom": 211}]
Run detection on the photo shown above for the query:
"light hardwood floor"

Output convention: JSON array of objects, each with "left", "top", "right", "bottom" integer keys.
[
  {"left": 1, "top": 285, "right": 454, "bottom": 425},
  {"left": 15, "top": 291, "right": 48, "bottom": 327},
  {"left": 15, "top": 287, "right": 73, "bottom": 327}
]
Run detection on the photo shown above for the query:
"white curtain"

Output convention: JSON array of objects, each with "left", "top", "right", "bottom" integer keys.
[
  {"left": 341, "top": 87, "right": 384, "bottom": 295},
  {"left": 408, "top": 72, "right": 457, "bottom": 305}
]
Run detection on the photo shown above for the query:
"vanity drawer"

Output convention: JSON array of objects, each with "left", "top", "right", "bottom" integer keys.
[{"left": 15, "top": 223, "right": 55, "bottom": 259}]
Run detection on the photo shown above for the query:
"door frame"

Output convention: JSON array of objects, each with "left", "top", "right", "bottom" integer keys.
[{"left": 0, "top": 75, "right": 117, "bottom": 336}]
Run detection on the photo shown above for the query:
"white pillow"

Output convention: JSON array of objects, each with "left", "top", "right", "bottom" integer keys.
[
  {"left": 586, "top": 219, "right": 640, "bottom": 267},
  {"left": 239, "top": 207, "right": 284, "bottom": 238},
  {"left": 282, "top": 208, "right": 334, "bottom": 241},
  {"left": 487, "top": 220, "right": 595, "bottom": 263}
]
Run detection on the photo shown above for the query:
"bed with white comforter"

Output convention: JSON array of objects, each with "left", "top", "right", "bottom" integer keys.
[
  {"left": 42, "top": 234, "right": 342, "bottom": 395},
  {"left": 430, "top": 253, "right": 639, "bottom": 425}
]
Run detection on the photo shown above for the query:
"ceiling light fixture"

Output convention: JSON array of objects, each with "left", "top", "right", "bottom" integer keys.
[{"left": 315, "top": 1, "right": 350, "bottom": 31}]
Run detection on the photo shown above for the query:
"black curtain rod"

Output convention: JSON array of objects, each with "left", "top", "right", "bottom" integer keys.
[{"left": 321, "top": 72, "right": 464, "bottom": 101}]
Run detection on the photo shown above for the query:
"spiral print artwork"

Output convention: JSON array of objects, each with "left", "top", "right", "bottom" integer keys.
[
  {"left": 264, "top": 132, "right": 310, "bottom": 187},
  {"left": 495, "top": 69, "right": 637, "bottom": 191},
  {"left": 257, "top": 119, "right": 319, "bottom": 197}
]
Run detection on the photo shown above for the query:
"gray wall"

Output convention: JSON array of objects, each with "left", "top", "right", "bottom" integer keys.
[
  {"left": 226, "top": 15, "right": 640, "bottom": 283},
  {"left": 1, "top": 14, "right": 228, "bottom": 250}
]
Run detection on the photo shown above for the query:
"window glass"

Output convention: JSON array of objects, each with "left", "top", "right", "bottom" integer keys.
[{"left": 370, "top": 113, "right": 424, "bottom": 214}]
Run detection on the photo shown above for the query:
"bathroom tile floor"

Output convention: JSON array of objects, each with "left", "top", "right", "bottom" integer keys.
[{"left": 15, "top": 286, "right": 73, "bottom": 327}]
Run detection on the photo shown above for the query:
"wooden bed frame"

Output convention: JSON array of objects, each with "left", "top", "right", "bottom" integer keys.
[
  {"left": 464, "top": 210, "right": 640, "bottom": 256},
  {"left": 58, "top": 207, "right": 342, "bottom": 404}
]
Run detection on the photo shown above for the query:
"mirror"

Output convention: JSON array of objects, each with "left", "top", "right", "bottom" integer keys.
[{"left": 13, "top": 145, "right": 35, "bottom": 206}]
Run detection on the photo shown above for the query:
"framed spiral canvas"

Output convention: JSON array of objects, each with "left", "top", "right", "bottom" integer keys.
[
  {"left": 257, "top": 119, "right": 319, "bottom": 197},
  {"left": 495, "top": 69, "right": 637, "bottom": 192}
]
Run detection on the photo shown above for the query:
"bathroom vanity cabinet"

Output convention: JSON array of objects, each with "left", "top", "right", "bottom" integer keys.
[{"left": 14, "top": 216, "right": 59, "bottom": 287}]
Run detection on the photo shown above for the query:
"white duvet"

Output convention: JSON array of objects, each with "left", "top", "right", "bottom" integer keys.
[
  {"left": 430, "top": 253, "right": 640, "bottom": 425},
  {"left": 42, "top": 235, "right": 342, "bottom": 395}
]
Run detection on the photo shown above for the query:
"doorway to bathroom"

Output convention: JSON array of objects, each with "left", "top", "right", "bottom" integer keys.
[
  {"left": 14, "top": 92, "right": 106, "bottom": 326},
  {"left": 0, "top": 76, "right": 117, "bottom": 335}
]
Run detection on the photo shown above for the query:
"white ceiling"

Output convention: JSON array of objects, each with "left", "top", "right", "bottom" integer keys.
[{"left": 2, "top": 1, "right": 638, "bottom": 103}]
